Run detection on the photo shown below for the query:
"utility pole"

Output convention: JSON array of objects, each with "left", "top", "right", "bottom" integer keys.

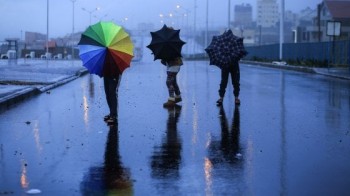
[
  {"left": 205, "top": 0, "right": 208, "bottom": 48},
  {"left": 71, "top": 0, "right": 76, "bottom": 60},
  {"left": 228, "top": 0, "right": 231, "bottom": 29},
  {"left": 279, "top": 0, "right": 285, "bottom": 60},
  {"left": 193, "top": 0, "right": 197, "bottom": 56},
  {"left": 46, "top": 0, "right": 49, "bottom": 57}
]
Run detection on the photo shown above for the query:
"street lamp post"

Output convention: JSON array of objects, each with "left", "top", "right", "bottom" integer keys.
[
  {"left": 82, "top": 7, "right": 100, "bottom": 25},
  {"left": 46, "top": 0, "right": 49, "bottom": 57},
  {"left": 205, "top": 0, "right": 208, "bottom": 49},
  {"left": 279, "top": 0, "right": 285, "bottom": 60},
  {"left": 123, "top": 17, "right": 128, "bottom": 27},
  {"left": 175, "top": 4, "right": 191, "bottom": 56},
  {"left": 71, "top": 0, "right": 76, "bottom": 60},
  {"left": 176, "top": 5, "right": 190, "bottom": 33},
  {"left": 194, "top": 0, "right": 197, "bottom": 34},
  {"left": 193, "top": 0, "right": 197, "bottom": 57},
  {"left": 159, "top": 13, "right": 174, "bottom": 26},
  {"left": 159, "top": 13, "right": 164, "bottom": 24},
  {"left": 113, "top": 17, "right": 128, "bottom": 26},
  {"left": 94, "top": 13, "right": 108, "bottom": 21},
  {"left": 228, "top": 0, "right": 231, "bottom": 29}
]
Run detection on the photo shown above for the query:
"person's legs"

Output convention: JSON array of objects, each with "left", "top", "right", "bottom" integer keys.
[
  {"left": 172, "top": 72, "right": 182, "bottom": 103},
  {"left": 230, "top": 61, "right": 241, "bottom": 104},
  {"left": 219, "top": 68, "right": 230, "bottom": 98},
  {"left": 104, "top": 77, "right": 111, "bottom": 113},
  {"left": 166, "top": 72, "right": 176, "bottom": 98},
  {"left": 108, "top": 76, "right": 120, "bottom": 117},
  {"left": 173, "top": 73, "right": 180, "bottom": 96},
  {"left": 164, "top": 72, "right": 177, "bottom": 107},
  {"left": 104, "top": 76, "right": 120, "bottom": 121},
  {"left": 217, "top": 68, "right": 229, "bottom": 105}
]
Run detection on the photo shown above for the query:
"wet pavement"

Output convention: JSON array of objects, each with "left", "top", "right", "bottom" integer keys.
[{"left": 1, "top": 54, "right": 350, "bottom": 195}]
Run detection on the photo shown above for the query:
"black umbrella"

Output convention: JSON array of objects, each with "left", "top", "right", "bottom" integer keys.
[
  {"left": 205, "top": 29, "right": 247, "bottom": 68},
  {"left": 147, "top": 24, "right": 186, "bottom": 61}
]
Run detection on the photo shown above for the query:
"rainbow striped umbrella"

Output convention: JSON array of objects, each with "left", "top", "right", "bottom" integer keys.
[{"left": 78, "top": 22, "right": 134, "bottom": 77}]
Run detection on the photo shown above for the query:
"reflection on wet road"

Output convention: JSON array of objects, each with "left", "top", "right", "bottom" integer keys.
[
  {"left": 206, "top": 106, "right": 243, "bottom": 195},
  {"left": 80, "top": 123, "right": 133, "bottom": 195},
  {"left": 0, "top": 61, "right": 349, "bottom": 195},
  {"left": 150, "top": 105, "right": 182, "bottom": 194}
]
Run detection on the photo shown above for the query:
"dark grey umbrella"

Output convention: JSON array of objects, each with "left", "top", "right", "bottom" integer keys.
[{"left": 205, "top": 29, "right": 247, "bottom": 68}]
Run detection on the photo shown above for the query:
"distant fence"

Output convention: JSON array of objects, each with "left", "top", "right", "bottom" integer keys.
[{"left": 245, "top": 40, "right": 350, "bottom": 66}]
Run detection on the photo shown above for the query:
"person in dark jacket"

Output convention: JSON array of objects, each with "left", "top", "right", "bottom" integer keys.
[{"left": 216, "top": 60, "right": 241, "bottom": 106}]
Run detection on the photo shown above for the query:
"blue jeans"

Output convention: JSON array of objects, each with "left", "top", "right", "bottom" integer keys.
[
  {"left": 218, "top": 61, "right": 240, "bottom": 98},
  {"left": 104, "top": 76, "right": 120, "bottom": 117}
]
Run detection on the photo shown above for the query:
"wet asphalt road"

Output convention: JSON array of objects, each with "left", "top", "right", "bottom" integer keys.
[{"left": 0, "top": 59, "right": 350, "bottom": 196}]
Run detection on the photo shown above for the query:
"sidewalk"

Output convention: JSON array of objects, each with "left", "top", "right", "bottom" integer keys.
[
  {"left": 243, "top": 60, "right": 350, "bottom": 80},
  {"left": 0, "top": 59, "right": 87, "bottom": 110},
  {"left": 0, "top": 59, "right": 349, "bottom": 111},
  {"left": 313, "top": 67, "right": 350, "bottom": 80}
]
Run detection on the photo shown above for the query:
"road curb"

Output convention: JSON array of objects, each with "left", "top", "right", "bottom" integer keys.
[
  {"left": 38, "top": 69, "right": 88, "bottom": 92},
  {"left": 38, "top": 75, "right": 80, "bottom": 92},
  {"left": 242, "top": 60, "right": 350, "bottom": 80},
  {"left": 313, "top": 71, "right": 350, "bottom": 80},
  {"left": 0, "top": 69, "right": 89, "bottom": 111},
  {"left": 242, "top": 60, "right": 316, "bottom": 73},
  {"left": 0, "top": 87, "right": 40, "bottom": 111}
]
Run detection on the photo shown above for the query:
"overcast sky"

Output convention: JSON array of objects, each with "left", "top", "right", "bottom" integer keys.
[{"left": 0, "top": 0, "right": 321, "bottom": 41}]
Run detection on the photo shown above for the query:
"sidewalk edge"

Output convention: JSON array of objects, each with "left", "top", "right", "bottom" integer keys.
[{"left": 0, "top": 87, "right": 40, "bottom": 111}]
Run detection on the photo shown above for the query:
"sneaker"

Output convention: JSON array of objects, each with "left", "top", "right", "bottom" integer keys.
[
  {"left": 216, "top": 98, "right": 223, "bottom": 106},
  {"left": 104, "top": 115, "right": 111, "bottom": 121},
  {"left": 235, "top": 98, "right": 241, "bottom": 105},
  {"left": 106, "top": 116, "right": 117, "bottom": 125},
  {"left": 175, "top": 95, "right": 182, "bottom": 103},
  {"left": 163, "top": 98, "right": 176, "bottom": 107}
]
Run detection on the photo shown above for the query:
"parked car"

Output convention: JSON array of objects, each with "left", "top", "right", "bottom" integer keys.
[
  {"left": 1, "top": 50, "right": 16, "bottom": 59},
  {"left": 41, "top": 53, "right": 52, "bottom": 59},
  {"left": 25, "top": 52, "right": 35, "bottom": 58},
  {"left": 0, "top": 54, "right": 8, "bottom": 59},
  {"left": 53, "top": 53, "right": 63, "bottom": 59}
]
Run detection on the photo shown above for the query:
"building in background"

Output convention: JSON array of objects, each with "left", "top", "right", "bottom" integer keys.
[
  {"left": 232, "top": 4, "right": 255, "bottom": 46},
  {"left": 255, "top": 0, "right": 280, "bottom": 44},
  {"left": 315, "top": 0, "right": 350, "bottom": 42},
  {"left": 293, "top": 7, "right": 318, "bottom": 43},
  {"left": 256, "top": 0, "right": 279, "bottom": 28},
  {"left": 25, "top": 32, "right": 46, "bottom": 49},
  {"left": 293, "top": 0, "right": 350, "bottom": 43},
  {"left": 234, "top": 4, "right": 253, "bottom": 28}
]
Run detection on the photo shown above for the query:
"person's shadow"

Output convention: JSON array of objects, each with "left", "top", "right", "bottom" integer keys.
[
  {"left": 150, "top": 105, "right": 183, "bottom": 181},
  {"left": 80, "top": 122, "right": 133, "bottom": 195},
  {"left": 208, "top": 105, "right": 241, "bottom": 165}
]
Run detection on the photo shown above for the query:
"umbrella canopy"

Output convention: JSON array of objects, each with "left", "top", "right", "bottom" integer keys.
[
  {"left": 223, "top": 29, "right": 248, "bottom": 60},
  {"left": 78, "top": 21, "right": 134, "bottom": 77},
  {"left": 147, "top": 24, "right": 186, "bottom": 61},
  {"left": 204, "top": 35, "right": 222, "bottom": 66},
  {"left": 205, "top": 29, "right": 247, "bottom": 68}
]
